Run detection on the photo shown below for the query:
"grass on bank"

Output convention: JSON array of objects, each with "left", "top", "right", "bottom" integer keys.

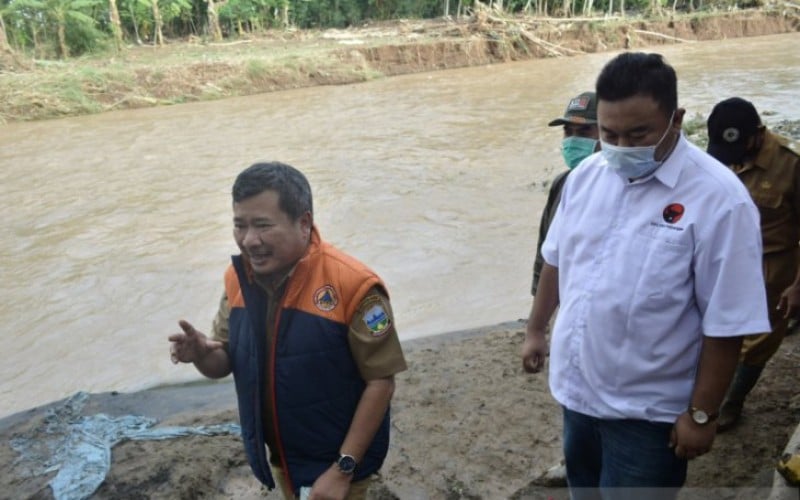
[{"left": 0, "top": 42, "right": 383, "bottom": 122}]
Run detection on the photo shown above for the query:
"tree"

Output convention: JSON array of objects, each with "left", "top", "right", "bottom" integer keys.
[
  {"left": 7, "top": 0, "right": 106, "bottom": 57},
  {"left": 0, "top": 8, "right": 13, "bottom": 54},
  {"left": 151, "top": 0, "right": 163, "bottom": 44},
  {"left": 279, "top": 0, "right": 288, "bottom": 27},
  {"left": 109, "top": 0, "right": 124, "bottom": 50},
  {"left": 207, "top": 0, "right": 222, "bottom": 40},
  {"left": 121, "top": 0, "right": 145, "bottom": 44}
]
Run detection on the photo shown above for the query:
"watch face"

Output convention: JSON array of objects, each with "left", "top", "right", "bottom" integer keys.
[
  {"left": 337, "top": 455, "right": 357, "bottom": 474},
  {"left": 692, "top": 409, "right": 709, "bottom": 425}
]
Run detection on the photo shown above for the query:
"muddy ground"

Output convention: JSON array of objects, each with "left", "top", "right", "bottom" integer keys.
[{"left": 1, "top": 322, "right": 798, "bottom": 499}]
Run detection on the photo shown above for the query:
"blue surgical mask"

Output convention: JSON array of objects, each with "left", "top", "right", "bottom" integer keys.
[
  {"left": 601, "top": 111, "right": 676, "bottom": 180},
  {"left": 562, "top": 136, "right": 598, "bottom": 169}
]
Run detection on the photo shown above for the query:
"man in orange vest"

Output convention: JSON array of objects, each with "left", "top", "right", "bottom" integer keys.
[{"left": 169, "top": 161, "right": 407, "bottom": 499}]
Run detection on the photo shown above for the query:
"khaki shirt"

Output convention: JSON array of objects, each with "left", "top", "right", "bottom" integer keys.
[
  {"left": 730, "top": 130, "right": 800, "bottom": 255},
  {"left": 210, "top": 274, "right": 407, "bottom": 464}
]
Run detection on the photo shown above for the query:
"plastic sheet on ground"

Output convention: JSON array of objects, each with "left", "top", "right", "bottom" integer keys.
[{"left": 9, "top": 391, "right": 241, "bottom": 500}]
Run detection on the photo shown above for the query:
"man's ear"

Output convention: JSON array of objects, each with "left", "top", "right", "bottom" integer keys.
[
  {"left": 299, "top": 211, "right": 313, "bottom": 236},
  {"left": 673, "top": 108, "right": 686, "bottom": 130},
  {"left": 753, "top": 126, "right": 767, "bottom": 150}
]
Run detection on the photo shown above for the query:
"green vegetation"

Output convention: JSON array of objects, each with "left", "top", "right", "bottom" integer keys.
[
  {"left": 0, "top": 0, "right": 767, "bottom": 60},
  {"left": 682, "top": 112, "right": 709, "bottom": 148}
]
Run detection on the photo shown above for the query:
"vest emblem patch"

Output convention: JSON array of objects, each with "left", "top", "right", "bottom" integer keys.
[
  {"left": 313, "top": 285, "right": 338, "bottom": 312},
  {"left": 364, "top": 303, "right": 391, "bottom": 337}
]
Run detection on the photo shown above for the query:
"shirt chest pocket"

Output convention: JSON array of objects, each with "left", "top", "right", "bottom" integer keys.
[
  {"left": 626, "top": 232, "right": 692, "bottom": 301},
  {"left": 751, "top": 190, "right": 783, "bottom": 210}
]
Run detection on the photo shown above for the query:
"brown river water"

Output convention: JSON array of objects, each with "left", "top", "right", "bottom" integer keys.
[{"left": 1, "top": 32, "right": 798, "bottom": 418}]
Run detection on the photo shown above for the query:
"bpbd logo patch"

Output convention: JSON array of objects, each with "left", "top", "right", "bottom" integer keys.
[{"left": 313, "top": 285, "right": 338, "bottom": 312}]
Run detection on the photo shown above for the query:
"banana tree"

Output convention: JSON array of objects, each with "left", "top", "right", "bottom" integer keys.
[
  {"left": 0, "top": 6, "right": 12, "bottom": 53},
  {"left": 207, "top": 0, "right": 223, "bottom": 40},
  {"left": 109, "top": 0, "right": 123, "bottom": 50},
  {"left": 151, "top": 0, "right": 162, "bottom": 44},
  {"left": 7, "top": 0, "right": 104, "bottom": 57}
]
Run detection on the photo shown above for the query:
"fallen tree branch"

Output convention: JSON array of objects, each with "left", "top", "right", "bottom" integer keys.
[
  {"left": 519, "top": 28, "right": 586, "bottom": 55},
  {"left": 632, "top": 29, "right": 694, "bottom": 43},
  {"left": 518, "top": 29, "right": 565, "bottom": 56},
  {"left": 208, "top": 39, "right": 253, "bottom": 46}
]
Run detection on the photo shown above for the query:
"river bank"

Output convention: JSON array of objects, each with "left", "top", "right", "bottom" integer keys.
[
  {"left": 2, "top": 321, "right": 799, "bottom": 499},
  {"left": 2, "top": 8, "right": 800, "bottom": 500},
  {"left": 1, "top": 8, "right": 799, "bottom": 123}
]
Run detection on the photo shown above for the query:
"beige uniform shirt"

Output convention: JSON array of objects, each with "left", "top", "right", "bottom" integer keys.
[{"left": 731, "top": 130, "right": 800, "bottom": 255}]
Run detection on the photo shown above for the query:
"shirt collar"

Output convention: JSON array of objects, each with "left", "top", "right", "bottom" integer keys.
[
  {"left": 254, "top": 265, "right": 295, "bottom": 295},
  {"left": 248, "top": 225, "right": 322, "bottom": 294},
  {"left": 751, "top": 130, "right": 780, "bottom": 171},
  {"left": 650, "top": 133, "right": 687, "bottom": 189},
  {"left": 624, "top": 133, "right": 687, "bottom": 189}
]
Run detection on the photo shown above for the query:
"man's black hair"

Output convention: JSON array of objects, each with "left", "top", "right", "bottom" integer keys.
[
  {"left": 596, "top": 52, "right": 678, "bottom": 113},
  {"left": 232, "top": 161, "right": 313, "bottom": 220}
]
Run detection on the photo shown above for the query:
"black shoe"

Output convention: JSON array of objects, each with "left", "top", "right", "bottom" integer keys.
[
  {"left": 716, "top": 401, "right": 743, "bottom": 433},
  {"left": 787, "top": 318, "right": 798, "bottom": 336}
]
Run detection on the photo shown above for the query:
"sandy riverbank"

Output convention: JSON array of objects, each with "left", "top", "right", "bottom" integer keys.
[{"left": 2, "top": 321, "right": 798, "bottom": 499}]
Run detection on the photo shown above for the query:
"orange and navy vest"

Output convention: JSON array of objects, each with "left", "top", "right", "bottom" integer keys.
[{"left": 225, "top": 228, "right": 390, "bottom": 494}]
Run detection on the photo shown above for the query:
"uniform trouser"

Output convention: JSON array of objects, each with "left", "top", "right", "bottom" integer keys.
[
  {"left": 739, "top": 248, "right": 798, "bottom": 367},
  {"left": 271, "top": 465, "right": 377, "bottom": 500}
]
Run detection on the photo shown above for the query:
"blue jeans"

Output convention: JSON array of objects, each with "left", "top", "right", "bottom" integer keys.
[{"left": 562, "top": 407, "right": 687, "bottom": 500}]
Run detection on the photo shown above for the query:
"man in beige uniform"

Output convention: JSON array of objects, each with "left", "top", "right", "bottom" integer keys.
[{"left": 706, "top": 97, "right": 800, "bottom": 431}]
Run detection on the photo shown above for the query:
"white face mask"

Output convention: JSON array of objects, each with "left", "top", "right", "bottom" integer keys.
[{"left": 601, "top": 111, "right": 676, "bottom": 180}]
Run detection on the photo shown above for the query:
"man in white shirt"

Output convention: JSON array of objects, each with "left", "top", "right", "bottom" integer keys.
[{"left": 520, "top": 52, "right": 770, "bottom": 499}]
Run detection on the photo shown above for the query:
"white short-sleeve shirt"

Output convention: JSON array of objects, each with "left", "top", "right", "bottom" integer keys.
[{"left": 541, "top": 134, "right": 770, "bottom": 422}]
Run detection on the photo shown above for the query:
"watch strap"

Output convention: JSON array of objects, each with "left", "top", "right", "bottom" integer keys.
[
  {"left": 689, "top": 406, "right": 719, "bottom": 424},
  {"left": 336, "top": 454, "right": 357, "bottom": 475}
]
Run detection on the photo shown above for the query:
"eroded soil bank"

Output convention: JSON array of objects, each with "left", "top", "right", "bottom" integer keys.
[{"left": 1, "top": 9, "right": 798, "bottom": 122}]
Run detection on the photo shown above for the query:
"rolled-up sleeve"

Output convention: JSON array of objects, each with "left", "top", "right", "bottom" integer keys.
[
  {"left": 348, "top": 287, "right": 408, "bottom": 380},
  {"left": 211, "top": 291, "right": 230, "bottom": 345}
]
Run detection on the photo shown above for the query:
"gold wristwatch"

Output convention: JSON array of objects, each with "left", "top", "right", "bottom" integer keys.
[{"left": 689, "top": 406, "right": 719, "bottom": 425}]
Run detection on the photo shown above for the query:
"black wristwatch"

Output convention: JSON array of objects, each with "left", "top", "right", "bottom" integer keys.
[
  {"left": 688, "top": 406, "right": 719, "bottom": 425},
  {"left": 336, "top": 454, "right": 357, "bottom": 475}
]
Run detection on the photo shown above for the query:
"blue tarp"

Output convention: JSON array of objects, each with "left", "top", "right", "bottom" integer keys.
[{"left": 9, "top": 391, "right": 240, "bottom": 500}]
